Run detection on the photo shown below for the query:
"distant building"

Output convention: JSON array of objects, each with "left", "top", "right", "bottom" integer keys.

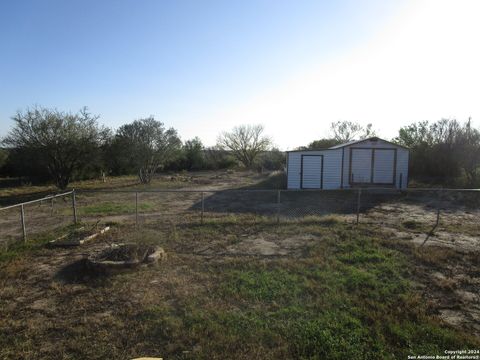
[{"left": 286, "top": 137, "right": 409, "bottom": 189}]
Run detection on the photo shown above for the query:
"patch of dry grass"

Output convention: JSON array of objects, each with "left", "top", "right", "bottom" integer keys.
[
  {"left": 412, "top": 246, "right": 459, "bottom": 266},
  {"left": 0, "top": 218, "right": 478, "bottom": 359}
]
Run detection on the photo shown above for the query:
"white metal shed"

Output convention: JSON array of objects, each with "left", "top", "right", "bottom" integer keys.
[{"left": 286, "top": 137, "right": 409, "bottom": 190}]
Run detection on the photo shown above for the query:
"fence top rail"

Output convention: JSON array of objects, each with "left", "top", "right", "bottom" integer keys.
[
  {"left": 77, "top": 188, "right": 370, "bottom": 193},
  {"left": 77, "top": 189, "right": 284, "bottom": 193},
  {"left": 75, "top": 187, "right": 480, "bottom": 194},
  {"left": 406, "top": 188, "right": 480, "bottom": 192},
  {"left": 0, "top": 191, "right": 74, "bottom": 212}
]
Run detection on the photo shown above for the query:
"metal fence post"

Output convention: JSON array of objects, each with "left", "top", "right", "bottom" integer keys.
[
  {"left": 72, "top": 189, "right": 77, "bottom": 224},
  {"left": 356, "top": 188, "right": 362, "bottom": 225},
  {"left": 421, "top": 205, "right": 441, "bottom": 247},
  {"left": 276, "top": 190, "right": 281, "bottom": 224},
  {"left": 135, "top": 191, "right": 139, "bottom": 228},
  {"left": 201, "top": 191, "right": 205, "bottom": 225},
  {"left": 20, "top": 204, "right": 26, "bottom": 243},
  {"left": 435, "top": 189, "right": 442, "bottom": 229}
]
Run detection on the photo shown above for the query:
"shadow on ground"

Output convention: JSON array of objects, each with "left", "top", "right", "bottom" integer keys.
[
  {"left": 188, "top": 172, "right": 414, "bottom": 218},
  {"left": 55, "top": 258, "right": 105, "bottom": 285}
]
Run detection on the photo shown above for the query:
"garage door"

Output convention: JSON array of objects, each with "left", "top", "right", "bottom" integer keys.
[
  {"left": 350, "top": 149, "right": 372, "bottom": 183},
  {"left": 301, "top": 155, "right": 323, "bottom": 189},
  {"left": 373, "top": 149, "right": 395, "bottom": 184}
]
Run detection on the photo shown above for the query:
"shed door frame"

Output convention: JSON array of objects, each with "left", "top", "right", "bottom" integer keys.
[
  {"left": 349, "top": 147, "right": 397, "bottom": 186},
  {"left": 300, "top": 155, "right": 324, "bottom": 189}
]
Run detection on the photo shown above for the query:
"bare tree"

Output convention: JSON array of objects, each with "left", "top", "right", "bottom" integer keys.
[
  {"left": 217, "top": 125, "right": 271, "bottom": 168},
  {"left": 2, "top": 106, "right": 107, "bottom": 189},
  {"left": 330, "top": 121, "right": 376, "bottom": 142},
  {"left": 114, "top": 117, "right": 181, "bottom": 184}
]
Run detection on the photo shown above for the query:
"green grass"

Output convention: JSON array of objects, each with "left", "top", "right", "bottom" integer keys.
[
  {"left": 0, "top": 223, "right": 84, "bottom": 263},
  {"left": 0, "top": 237, "right": 48, "bottom": 263},
  {"left": 133, "top": 221, "right": 478, "bottom": 359},
  {"left": 221, "top": 269, "right": 304, "bottom": 302},
  {"left": 0, "top": 217, "right": 478, "bottom": 359}
]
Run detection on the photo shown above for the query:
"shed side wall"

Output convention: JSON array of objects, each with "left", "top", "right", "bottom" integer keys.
[{"left": 287, "top": 150, "right": 342, "bottom": 189}]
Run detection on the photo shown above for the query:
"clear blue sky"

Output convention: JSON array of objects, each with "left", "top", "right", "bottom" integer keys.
[{"left": 1, "top": 0, "right": 478, "bottom": 149}]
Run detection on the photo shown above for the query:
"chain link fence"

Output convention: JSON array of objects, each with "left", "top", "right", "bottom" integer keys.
[
  {"left": 1, "top": 188, "right": 479, "bottom": 250},
  {"left": 0, "top": 191, "right": 76, "bottom": 248}
]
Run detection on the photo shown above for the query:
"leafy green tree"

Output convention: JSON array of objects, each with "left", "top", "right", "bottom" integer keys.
[
  {"left": 183, "top": 137, "right": 205, "bottom": 170},
  {"left": 217, "top": 124, "right": 271, "bottom": 168},
  {"left": 204, "top": 146, "right": 236, "bottom": 170},
  {"left": 395, "top": 119, "right": 461, "bottom": 180},
  {"left": 394, "top": 118, "right": 480, "bottom": 185},
  {"left": 114, "top": 117, "right": 182, "bottom": 183},
  {"left": 2, "top": 106, "right": 107, "bottom": 189},
  {"left": 455, "top": 119, "right": 480, "bottom": 186},
  {"left": 305, "top": 138, "right": 341, "bottom": 150},
  {"left": 104, "top": 131, "right": 135, "bottom": 176},
  {"left": 256, "top": 148, "right": 285, "bottom": 171}
]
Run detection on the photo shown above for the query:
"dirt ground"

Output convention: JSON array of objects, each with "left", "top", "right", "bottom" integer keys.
[
  {"left": 0, "top": 214, "right": 478, "bottom": 358},
  {"left": 1, "top": 171, "right": 479, "bottom": 355},
  {"left": 361, "top": 194, "right": 480, "bottom": 335}
]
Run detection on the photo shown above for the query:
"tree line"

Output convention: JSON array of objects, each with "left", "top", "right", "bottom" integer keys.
[
  {"left": 299, "top": 119, "right": 480, "bottom": 187},
  {"left": 0, "top": 106, "right": 283, "bottom": 189},
  {"left": 1, "top": 106, "right": 479, "bottom": 189},
  {"left": 394, "top": 119, "right": 480, "bottom": 186}
]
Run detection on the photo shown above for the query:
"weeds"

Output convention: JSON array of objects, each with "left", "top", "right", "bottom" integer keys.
[
  {"left": 0, "top": 217, "right": 478, "bottom": 359},
  {"left": 0, "top": 223, "right": 84, "bottom": 263}
]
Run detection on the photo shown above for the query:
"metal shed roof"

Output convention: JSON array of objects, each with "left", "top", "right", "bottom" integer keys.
[{"left": 286, "top": 137, "right": 408, "bottom": 152}]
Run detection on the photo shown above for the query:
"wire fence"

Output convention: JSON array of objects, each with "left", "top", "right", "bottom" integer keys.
[
  {"left": 0, "top": 191, "right": 76, "bottom": 247},
  {"left": 1, "top": 188, "right": 479, "bottom": 250}
]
